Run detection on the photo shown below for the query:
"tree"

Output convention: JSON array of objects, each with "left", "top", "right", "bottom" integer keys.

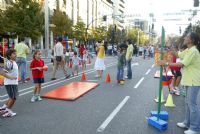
[
  {"left": 50, "top": 9, "right": 73, "bottom": 37},
  {"left": 89, "top": 26, "right": 107, "bottom": 41},
  {"left": 73, "top": 20, "right": 86, "bottom": 41},
  {"left": 0, "top": 0, "right": 44, "bottom": 41}
]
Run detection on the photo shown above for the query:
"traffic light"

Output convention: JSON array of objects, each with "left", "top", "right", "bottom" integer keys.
[
  {"left": 194, "top": 0, "right": 199, "bottom": 7},
  {"left": 103, "top": 15, "right": 107, "bottom": 21}
]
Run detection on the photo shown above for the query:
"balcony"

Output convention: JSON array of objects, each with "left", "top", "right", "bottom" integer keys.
[
  {"left": 119, "top": 9, "right": 124, "bottom": 14},
  {"left": 120, "top": 0, "right": 125, "bottom": 3},
  {"left": 106, "top": 0, "right": 113, "bottom": 5},
  {"left": 119, "top": 4, "right": 125, "bottom": 8}
]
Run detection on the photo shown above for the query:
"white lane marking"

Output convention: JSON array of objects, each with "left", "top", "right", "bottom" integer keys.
[
  {"left": 151, "top": 64, "right": 155, "bottom": 68},
  {"left": 97, "top": 96, "right": 130, "bottom": 132},
  {"left": 134, "top": 77, "right": 145, "bottom": 89},
  {"left": 0, "top": 62, "right": 116, "bottom": 98},
  {"left": 145, "top": 69, "right": 151, "bottom": 75},
  {"left": 0, "top": 63, "right": 117, "bottom": 102},
  {"left": 87, "top": 80, "right": 99, "bottom": 82}
]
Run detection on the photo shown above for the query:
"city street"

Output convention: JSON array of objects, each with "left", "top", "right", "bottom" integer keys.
[{"left": 0, "top": 56, "right": 195, "bottom": 134}]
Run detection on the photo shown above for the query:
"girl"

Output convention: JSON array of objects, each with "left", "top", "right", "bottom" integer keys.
[
  {"left": 117, "top": 48, "right": 126, "bottom": 85},
  {"left": 65, "top": 49, "right": 70, "bottom": 67},
  {"left": 30, "top": 50, "right": 44, "bottom": 102},
  {"left": 94, "top": 40, "right": 107, "bottom": 79},
  {"left": 82, "top": 50, "right": 87, "bottom": 71}
]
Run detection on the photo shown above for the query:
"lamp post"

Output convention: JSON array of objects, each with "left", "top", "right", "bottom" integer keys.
[{"left": 45, "top": 0, "right": 49, "bottom": 58}]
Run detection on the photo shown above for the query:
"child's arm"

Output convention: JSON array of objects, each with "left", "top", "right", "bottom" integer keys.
[{"left": 0, "top": 70, "right": 17, "bottom": 80}]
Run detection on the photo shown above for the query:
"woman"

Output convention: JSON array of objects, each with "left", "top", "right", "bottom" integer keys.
[
  {"left": 94, "top": 40, "right": 106, "bottom": 78},
  {"left": 159, "top": 32, "right": 200, "bottom": 134}
]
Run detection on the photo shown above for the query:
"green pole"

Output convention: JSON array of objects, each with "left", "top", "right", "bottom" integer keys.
[{"left": 157, "top": 27, "right": 165, "bottom": 120}]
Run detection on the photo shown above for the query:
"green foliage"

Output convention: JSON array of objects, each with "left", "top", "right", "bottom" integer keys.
[
  {"left": 50, "top": 9, "right": 73, "bottom": 38},
  {"left": 73, "top": 20, "right": 86, "bottom": 41},
  {"left": 89, "top": 26, "right": 107, "bottom": 41},
  {"left": 0, "top": 0, "right": 44, "bottom": 41}
]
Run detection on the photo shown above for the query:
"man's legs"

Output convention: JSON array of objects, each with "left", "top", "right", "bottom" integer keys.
[
  {"left": 127, "top": 60, "right": 132, "bottom": 79},
  {"left": 21, "top": 58, "right": 27, "bottom": 82},
  {"left": 51, "top": 60, "right": 58, "bottom": 79}
]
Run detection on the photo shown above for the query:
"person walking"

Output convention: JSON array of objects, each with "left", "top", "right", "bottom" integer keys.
[
  {"left": 51, "top": 37, "right": 70, "bottom": 80},
  {"left": 125, "top": 39, "right": 133, "bottom": 79},
  {"left": 14, "top": 38, "right": 29, "bottom": 83},
  {"left": 159, "top": 32, "right": 200, "bottom": 134}
]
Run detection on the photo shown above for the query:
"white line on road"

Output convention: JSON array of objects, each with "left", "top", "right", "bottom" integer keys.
[
  {"left": 145, "top": 69, "right": 151, "bottom": 75},
  {"left": 97, "top": 96, "right": 130, "bottom": 132},
  {"left": 151, "top": 64, "right": 155, "bottom": 68},
  {"left": 134, "top": 77, "right": 144, "bottom": 89}
]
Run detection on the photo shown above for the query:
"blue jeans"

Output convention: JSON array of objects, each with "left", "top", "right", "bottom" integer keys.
[
  {"left": 126, "top": 59, "right": 132, "bottom": 79},
  {"left": 184, "top": 86, "right": 200, "bottom": 132},
  {"left": 16, "top": 57, "right": 27, "bottom": 81},
  {"left": 117, "top": 67, "right": 124, "bottom": 81}
]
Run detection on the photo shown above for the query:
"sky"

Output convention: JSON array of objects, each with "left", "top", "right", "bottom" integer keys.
[{"left": 125, "top": 0, "right": 196, "bottom": 35}]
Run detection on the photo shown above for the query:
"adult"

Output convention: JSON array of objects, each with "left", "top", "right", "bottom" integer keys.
[
  {"left": 94, "top": 40, "right": 107, "bottom": 78},
  {"left": 15, "top": 38, "right": 29, "bottom": 83},
  {"left": 159, "top": 32, "right": 200, "bottom": 134},
  {"left": 125, "top": 39, "right": 133, "bottom": 79},
  {"left": 51, "top": 37, "right": 70, "bottom": 80}
]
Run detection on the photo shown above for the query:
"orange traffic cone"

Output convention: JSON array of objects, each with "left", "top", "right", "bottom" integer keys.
[
  {"left": 81, "top": 73, "right": 87, "bottom": 81},
  {"left": 88, "top": 57, "right": 91, "bottom": 64},
  {"left": 105, "top": 73, "right": 111, "bottom": 83}
]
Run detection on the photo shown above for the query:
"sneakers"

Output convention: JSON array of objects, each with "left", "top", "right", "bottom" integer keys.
[
  {"left": 2, "top": 109, "right": 16, "bottom": 118},
  {"left": 171, "top": 87, "right": 180, "bottom": 96},
  {"left": 31, "top": 95, "right": 37, "bottom": 102},
  {"left": 31, "top": 94, "right": 42, "bottom": 102},
  {"left": 124, "top": 76, "right": 128, "bottom": 79},
  {"left": 177, "top": 122, "right": 189, "bottom": 129},
  {"left": 37, "top": 95, "right": 42, "bottom": 101},
  {"left": 184, "top": 129, "right": 199, "bottom": 134}
]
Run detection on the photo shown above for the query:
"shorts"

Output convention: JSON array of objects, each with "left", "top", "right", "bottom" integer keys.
[
  {"left": 74, "top": 65, "right": 79, "bottom": 71},
  {"left": 5, "top": 85, "right": 18, "bottom": 100},
  {"left": 33, "top": 78, "right": 44, "bottom": 84},
  {"left": 171, "top": 70, "right": 182, "bottom": 78}
]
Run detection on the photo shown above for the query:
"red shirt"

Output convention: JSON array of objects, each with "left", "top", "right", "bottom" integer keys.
[
  {"left": 170, "top": 55, "right": 181, "bottom": 71},
  {"left": 79, "top": 46, "right": 85, "bottom": 57},
  {"left": 30, "top": 58, "right": 44, "bottom": 79}
]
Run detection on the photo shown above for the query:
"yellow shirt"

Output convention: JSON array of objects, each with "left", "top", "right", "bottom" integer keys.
[
  {"left": 178, "top": 46, "right": 200, "bottom": 86},
  {"left": 97, "top": 45, "right": 105, "bottom": 59},
  {"left": 14, "top": 42, "right": 29, "bottom": 58},
  {"left": 126, "top": 44, "right": 133, "bottom": 60}
]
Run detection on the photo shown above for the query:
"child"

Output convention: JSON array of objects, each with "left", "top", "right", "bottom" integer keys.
[
  {"left": 65, "top": 49, "right": 70, "bottom": 67},
  {"left": 117, "top": 48, "right": 126, "bottom": 85},
  {"left": 72, "top": 52, "right": 79, "bottom": 76},
  {"left": 170, "top": 46, "right": 182, "bottom": 96},
  {"left": 82, "top": 50, "right": 88, "bottom": 71},
  {"left": 0, "top": 49, "right": 18, "bottom": 117},
  {"left": 30, "top": 50, "right": 44, "bottom": 102},
  {"left": 69, "top": 49, "right": 74, "bottom": 68}
]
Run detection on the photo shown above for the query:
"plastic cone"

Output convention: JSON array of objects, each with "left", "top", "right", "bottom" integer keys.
[
  {"left": 81, "top": 73, "right": 87, "bottom": 81},
  {"left": 105, "top": 73, "right": 111, "bottom": 83},
  {"left": 164, "top": 94, "right": 175, "bottom": 107},
  {"left": 154, "top": 90, "right": 165, "bottom": 103}
]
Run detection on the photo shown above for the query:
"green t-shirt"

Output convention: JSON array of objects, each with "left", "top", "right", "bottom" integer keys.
[
  {"left": 14, "top": 42, "right": 29, "bottom": 58},
  {"left": 178, "top": 46, "right": 200, "bottom": 86}
]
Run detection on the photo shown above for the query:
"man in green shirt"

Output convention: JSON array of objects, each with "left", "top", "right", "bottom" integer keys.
[{"left": 14, "top": 38, "right": 29, "bottom": 83}]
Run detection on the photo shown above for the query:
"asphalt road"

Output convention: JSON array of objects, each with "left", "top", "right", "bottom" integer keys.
[{"left": 0, "top": 56, "right": 199, "bottom": 134}]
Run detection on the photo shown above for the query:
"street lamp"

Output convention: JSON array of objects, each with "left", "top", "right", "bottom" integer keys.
[{"left": 45, "top": 0, "right": 49, "bottom": 58}]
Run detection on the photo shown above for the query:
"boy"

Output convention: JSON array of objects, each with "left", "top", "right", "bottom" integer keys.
[
  {"left": 117, "top": 48, "right": 126, "bottom": 85},
  {"left": 0, "top": 49, "right": 18, "bottom": 117},
  {"left": 72, "top": 52, "right": 79, "bottom": 76}
]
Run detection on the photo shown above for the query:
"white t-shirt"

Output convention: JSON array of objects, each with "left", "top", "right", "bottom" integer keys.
[
  {"left": 54, "top": 42, "right": 64, "bottom": 57},
  {"left": 4, "top": 60, "right": 18, "bottom": 85}
]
